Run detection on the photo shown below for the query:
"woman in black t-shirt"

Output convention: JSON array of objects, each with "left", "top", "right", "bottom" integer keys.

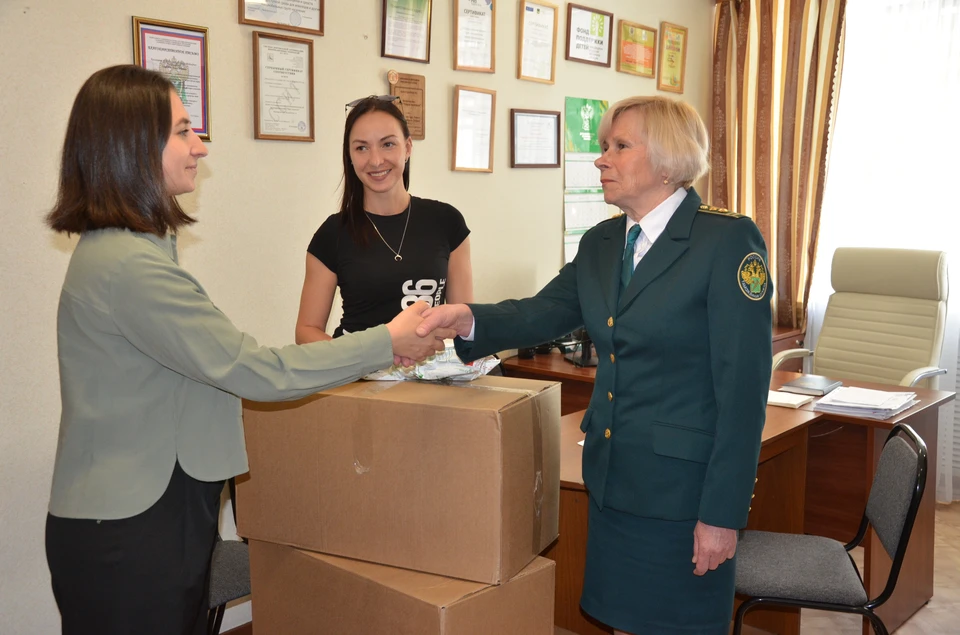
[{"left": 296, "top": 96, "right": 473, "bottom": 342}]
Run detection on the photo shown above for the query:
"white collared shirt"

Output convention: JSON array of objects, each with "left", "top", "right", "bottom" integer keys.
[{"left": 624, "top": 187, "right": 688, "bottom": 269}]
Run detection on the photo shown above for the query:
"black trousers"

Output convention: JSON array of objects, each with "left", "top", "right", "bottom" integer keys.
[{"left": 46, "top": 462, "right": 224, "bottom": 635}]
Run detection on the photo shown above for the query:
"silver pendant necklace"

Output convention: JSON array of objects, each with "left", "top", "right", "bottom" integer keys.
[{"left": 367, "top": 197, "right": 412, "bottom": 262}]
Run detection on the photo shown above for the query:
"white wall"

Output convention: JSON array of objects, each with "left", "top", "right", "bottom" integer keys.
[{"left": 0, "top": 1, "right": 713, "bottom": 632}]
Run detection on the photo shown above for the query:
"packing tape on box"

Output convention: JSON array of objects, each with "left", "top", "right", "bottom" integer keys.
[{"left": 349, "top": 381, "right": 401, "bottom": 474}]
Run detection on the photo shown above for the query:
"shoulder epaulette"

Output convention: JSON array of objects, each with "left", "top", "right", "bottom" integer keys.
[{"left": 698, "top": 203, "right": 745, "bottom": 218}]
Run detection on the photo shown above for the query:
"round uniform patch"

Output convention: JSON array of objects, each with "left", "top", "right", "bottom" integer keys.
[{"left": 738, "top": 252, "right": 768, "bottom": 300}]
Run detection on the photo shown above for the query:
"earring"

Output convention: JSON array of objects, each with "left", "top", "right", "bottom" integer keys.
[{"left": 662, "top": 177, "right": 669, "bottom": 184}]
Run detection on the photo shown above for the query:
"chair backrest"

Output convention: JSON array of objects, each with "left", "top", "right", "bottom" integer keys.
[
  {"left": 863, "top": 423, "right": 927, "bottom": 606},
  {"left": 813, "top": 248, "right": 948, "bottom": 388}
]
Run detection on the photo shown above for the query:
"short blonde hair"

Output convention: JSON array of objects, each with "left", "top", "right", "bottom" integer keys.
[{"left": 597, "top": 96, "right": 709, "bottom": 188}]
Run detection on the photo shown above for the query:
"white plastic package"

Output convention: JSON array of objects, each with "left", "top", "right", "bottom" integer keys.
[{"left": 364, "top": 339, "right": 501, "bottom": 381}]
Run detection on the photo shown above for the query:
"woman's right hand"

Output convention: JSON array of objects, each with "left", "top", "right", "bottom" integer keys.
[{"left": 386, "top": 302, "right": 455, "bottom": 366}]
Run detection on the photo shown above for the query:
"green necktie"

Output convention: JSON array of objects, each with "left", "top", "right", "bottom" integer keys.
[{"left": 621, "top": 224, "right": 642, "bottom": 290}]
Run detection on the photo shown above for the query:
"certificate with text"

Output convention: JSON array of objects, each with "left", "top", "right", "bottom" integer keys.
[
  {"left": 134, "top": 18, "right": 210, "bottom": 140},
  {"left": 254, "top": 32, "right": 314, "bottom": 141},
  {"left": 455, "top": 0, "right": 495, "bottom": 72},
  {"left": 240, "top": 0, "right": 324, "bottom": 36},
  {"left": 518, "top": 1, "right": 558, "bottom": 83},
  {"left": 382, "top": 0, "right": 433, "bottom": 63}
]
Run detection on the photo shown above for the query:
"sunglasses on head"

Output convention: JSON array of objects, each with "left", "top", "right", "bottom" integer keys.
[{"left": 345, "top": 94, "right": 403, "bottom": 115}]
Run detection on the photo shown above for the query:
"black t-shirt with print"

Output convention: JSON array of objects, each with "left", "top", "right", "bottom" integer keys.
[{"left": 307, "top": 196, "right": 470, "bottom": 336}]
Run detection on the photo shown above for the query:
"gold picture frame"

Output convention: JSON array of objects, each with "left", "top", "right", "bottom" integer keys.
[
  {"left": 452, "top": 85, "right": 496, "bottom": 173},
  {"left": 454, "top": 0, "right": 495, "bottom": 72},
  {"left": 617, "top": 19, "right": 656, "bottom": 78},
  {"left": 657, "top": 21, "right": 688, "bottom": 94},
  {"left": 517, "top": 0, "right": 558, "bottom": 83}
]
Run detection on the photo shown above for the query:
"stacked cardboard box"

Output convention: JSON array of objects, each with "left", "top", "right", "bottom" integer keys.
[{"left": 237, "top": 376, "right": 561, "bottom": 634}]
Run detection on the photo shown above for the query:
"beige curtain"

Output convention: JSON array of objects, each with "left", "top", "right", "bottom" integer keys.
[{"left": 710, "top": 0, "right": 846, "bottom": 329}]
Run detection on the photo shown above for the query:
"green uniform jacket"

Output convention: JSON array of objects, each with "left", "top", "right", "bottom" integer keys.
[
  {"left": 49, "top": 229, "right": 394, "bottom": 521},
  {"left": 457, "top": 189, "right": 772, "bottom": 529}
]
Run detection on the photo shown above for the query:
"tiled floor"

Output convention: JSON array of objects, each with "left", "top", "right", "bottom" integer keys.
[{"left": 556, "top": 503, "right": 960, "bottom": 635}]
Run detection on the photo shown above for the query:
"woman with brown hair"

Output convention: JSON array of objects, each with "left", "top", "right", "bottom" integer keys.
[
  {"left": 295, "top": 95, "right": 473, "bottom": 343},
  {"left": 44, "top": 65, "right": 451, "bottom": 635}
]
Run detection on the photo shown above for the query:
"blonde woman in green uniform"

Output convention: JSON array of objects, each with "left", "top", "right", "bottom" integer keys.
[{"left": 417, "top": 96, "right": 772, "bottom": 634}]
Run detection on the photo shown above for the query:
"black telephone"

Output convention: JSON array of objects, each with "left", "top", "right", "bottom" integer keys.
[{"left": 563, "top": 327, "right": 597, "bottom": 367}]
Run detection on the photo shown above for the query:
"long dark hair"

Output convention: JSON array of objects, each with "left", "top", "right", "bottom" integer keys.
[
  {"left": 340, "top": 97, "right": 411, "bottom": 246},
  {"left": 47, "top": 64, "right": 195, "bottom": 236}
]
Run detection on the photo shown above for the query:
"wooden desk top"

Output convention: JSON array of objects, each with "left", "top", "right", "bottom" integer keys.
[
  {"left": 557, "top": 373, "right": 953, "bottom": 490},
  {"left": 504, "top": 326, "right": 804, "bottom": 381},
  {"left": 558, "top": 406, "right": 820, "bottom": 490}
]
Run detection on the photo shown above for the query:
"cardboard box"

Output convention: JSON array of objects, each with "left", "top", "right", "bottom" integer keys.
[
  {"left": 237, "top": 376, "right": 560, "bottom": 584},
  {"left": 249, "top": 540, "right": 556, "bottom": 635}
]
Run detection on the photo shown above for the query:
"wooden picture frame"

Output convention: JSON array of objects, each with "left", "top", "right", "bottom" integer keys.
[
  {"left": 239, "top": 0, "right": 324, "bottom": 36},
  {"left": 510, "top": 109, "right": 560, "bottom": 168},
  {"left": 616, "top": 19, "right": 656, "bottom": 78},
  {"left": 133, "top": 17, "right": 211, "bottom": 140},
  {"left": 452, "top": 85, "right": 496, "bottom": 173},
  {"left": 253, "top": 31, "right": 315, "bottom": 142},
  {"left": 454, "top": 0, "right": 495, "bottom": 72},
  {"left": 381, "top": 0, "right": 433, "bottom": 64},
  {"left": 564, "top": 3, "right": 613, "bottom": 68},
  {"left": 517, "top": 0, "right": 558, "bottom": 83},
  {"left": 657, "top": 21, "right": 688, "bottom": 94}
]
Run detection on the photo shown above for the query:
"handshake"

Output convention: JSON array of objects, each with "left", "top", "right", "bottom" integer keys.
[{"left": 385, "top": 302, "right": 475, "bottom": 367}]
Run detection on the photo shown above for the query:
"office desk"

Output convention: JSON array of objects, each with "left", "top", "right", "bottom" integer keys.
[
  {"left": 543, "top": 407, "right": 817, "bottom": 635},
  {"left": 519, "top": 361, "right": 954, "bottom": 635},
  {"left": 503, "top": 326, "right": 805, "bottom": 415}
]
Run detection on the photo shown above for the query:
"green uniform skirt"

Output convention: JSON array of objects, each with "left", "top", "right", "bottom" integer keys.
[{"left": 580, "top": 496, "right": 735, "bottom": 634}]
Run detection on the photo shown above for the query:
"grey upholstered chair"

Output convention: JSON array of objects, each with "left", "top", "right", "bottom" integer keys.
[
  {"left": 733, "top": 423, "right": 927, "bottom": 635},
  {"left": 207, "top": 478, "right": 251, "bottom": 635},
  {"left": 774, "top": 247, "right": 948, "bottom": 388}
]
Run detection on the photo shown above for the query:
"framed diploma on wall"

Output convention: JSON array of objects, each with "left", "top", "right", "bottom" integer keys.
[
  {"left": 382, "top": 0, "right": 433, "bottom": 63},
  {"left": 239, "top": 0, "right": 324, "bottom": 36},
  {"left": 517, "top": 0, "right": 558, "bottom": 83},
  {"left": 454, "top": 0, "right": 495, "bottom": 72},
  {"left": 564, "top": 3, "right": 613, "bottom": 68},
  {"left": 657, "top": 22, "right": 688, "bottom": 94},
  {"left": 617, "top": 19, "right": 656, "bottom": 78},
  {"left": 253, "top": 32, "right": 315, "bottom": 142},
  {"left": 133, "top": 17, "right": 211, "bottom": 140},
  {"left": 452, "top": 85, "right": 496, "bottom": 172},
  {"left": 510, "top": 109, "right": 560, "bottom": 168}
]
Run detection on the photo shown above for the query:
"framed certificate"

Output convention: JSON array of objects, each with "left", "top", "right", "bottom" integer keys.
[
  {"left": 239, "top": 0, "right": 323, "bottom": 36},
  {"left": 510, "top": 109, "right": 560, "bottom": 168},
  {"left": 564, "top": 3, "right": 613, "bottom": 68},
  {"left": 381, "top": 0, "right": 433, "bottom": 64},
  {"left": 517, "top": 0, "right": 558, "bottom": 83},
  {"left": 454, "top": 0, "right": 495, "bottom": 72},
  {"left": 253, "top": 32, "right": 315, "bottom": 142},
  {"left": 617, "top": 19, "right": 656, "bottom": 78},
  {"left": 657, "top": 22, "right": 688, "bottom": 94},
  {"left": 452, "top": 85, "right": 496, "bottom": 173},
  {"left": 133, "top": 17, "right": 211, "bottom": 140}
]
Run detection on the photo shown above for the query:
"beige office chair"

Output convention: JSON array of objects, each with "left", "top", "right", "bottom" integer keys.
[{"left": 774, "top": 248, "right": 949, "bottom": 388}]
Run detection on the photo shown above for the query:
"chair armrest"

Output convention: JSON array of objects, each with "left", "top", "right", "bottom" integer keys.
[
  {"left": 899, "top": 366, "right": 947, "bottom": 387},
  {"left": 772, "top": 348, "right": 813, "bottom": 371}
]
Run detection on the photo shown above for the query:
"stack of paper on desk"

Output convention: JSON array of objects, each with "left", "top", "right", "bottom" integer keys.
[
  {"left": 813, "top": 386, "right": 918, "bottom": 420},
  {"left": 768, "top": 390, "right": 815, "bottom": 409}
]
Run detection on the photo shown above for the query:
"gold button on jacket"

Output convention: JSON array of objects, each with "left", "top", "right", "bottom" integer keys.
[{"left": 604, "top": 428, "right": 611, "bottom": 439}]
